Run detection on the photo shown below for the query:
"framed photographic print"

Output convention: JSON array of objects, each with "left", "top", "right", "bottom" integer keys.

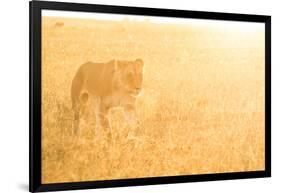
[{"left": 29, "top": 0, "right": 271, "bottom": 192}]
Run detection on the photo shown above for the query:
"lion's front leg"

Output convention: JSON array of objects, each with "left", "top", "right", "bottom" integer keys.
[
  {"left": 96, "top": 104, "right": 112, "bottom": 143},
  {"left": 123, "top": 104, "right": 141, "bottom": 138}
]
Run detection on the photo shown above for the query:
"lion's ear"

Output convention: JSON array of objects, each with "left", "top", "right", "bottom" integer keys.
[
  {"left": 114, "top": 60, "right": 124, "bottom": 72},
  {"left": 135, "top": 58, "right": 144, "bottom": 67},
  {"left": 109, "top": 59, "right": 118, "bottom": 73},
  {"left": 108, "top": 59, "right": 115, "bottom": 65},
  {"left": 113, "top": 60, "right": 120, "bottom": 72}
]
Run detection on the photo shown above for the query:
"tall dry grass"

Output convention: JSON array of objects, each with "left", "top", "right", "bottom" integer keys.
[{"left": 42, "top": 16, "right": 265, "bottom": 183}]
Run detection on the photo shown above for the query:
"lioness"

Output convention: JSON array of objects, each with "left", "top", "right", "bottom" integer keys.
[{"left": 71, "top": 59, "right": 144, "bottom": 141}]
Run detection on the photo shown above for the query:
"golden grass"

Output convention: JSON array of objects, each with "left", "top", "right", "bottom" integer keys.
[{"left": 41, "top": 16, "right": 265, "bottom": 183}]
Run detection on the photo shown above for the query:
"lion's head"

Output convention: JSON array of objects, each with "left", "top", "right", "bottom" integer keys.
[{"left": 113, "top": 59, "right": 144, "bottom": 96}]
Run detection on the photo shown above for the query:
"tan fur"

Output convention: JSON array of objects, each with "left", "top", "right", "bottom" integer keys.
[{"left": 71, "top": 59, "right": 144, "bottom": 140}]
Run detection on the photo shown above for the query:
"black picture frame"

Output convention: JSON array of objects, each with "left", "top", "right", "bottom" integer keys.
[{"left": 29, "top": 0, "right": 271, "bottom": 192}]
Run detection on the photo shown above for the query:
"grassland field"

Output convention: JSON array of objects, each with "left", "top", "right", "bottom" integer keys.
[{"left": 42, "top": 16, "right": 265, "bottom": 183}]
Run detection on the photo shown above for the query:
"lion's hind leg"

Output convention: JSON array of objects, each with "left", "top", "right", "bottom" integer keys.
[
  {"left": 72, "top": 104, "right": 80, "bottom": 135},
  {"left": 72, "top": 92, "right": 89, "bottom": 135}
]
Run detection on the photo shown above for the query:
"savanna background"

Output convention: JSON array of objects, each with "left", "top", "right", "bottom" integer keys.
[{"left": 42, "top": 14, "right": 265, "bottom": 183}]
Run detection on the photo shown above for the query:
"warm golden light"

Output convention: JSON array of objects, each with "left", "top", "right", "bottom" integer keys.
[{"left": 41, "top": 14, "right": 265, "bottom": 183}]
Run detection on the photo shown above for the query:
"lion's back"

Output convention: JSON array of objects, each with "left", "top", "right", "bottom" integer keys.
[
  {"left": 72, "top": 61, "right": 115, "bottom": 99},
  {"left": 71, "top": 59, "right": 143, "bottom": 108}
]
